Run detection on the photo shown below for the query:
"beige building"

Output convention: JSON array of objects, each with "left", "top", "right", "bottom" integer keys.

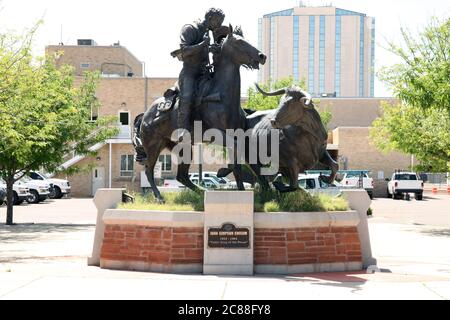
[
  {"left": 258, "top": 5, "right": 375, "bottom": 97},
  {"left": 47, "top": 40, "right": 177, "bottom": 197}
]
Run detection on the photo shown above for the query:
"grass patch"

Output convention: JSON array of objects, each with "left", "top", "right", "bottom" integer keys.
[
  {"left": 119, "top": 188, "right": 348, "bottom": 213},
  {"left": 118, "top": 190, "right": 204, "bottom": 212},
  {"left": 254, "top": 187, "right": 349, "bottom": 212}
]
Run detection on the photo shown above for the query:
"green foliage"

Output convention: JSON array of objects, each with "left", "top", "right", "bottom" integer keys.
[
  {"left": 253, "top": 186, "right": 348, "bottom": 212},
  {"left": 371, "top": 102, "right": 449, "bottom": 172},
  {"left": 279, "top": 190, "right": 325, "bottom": 212},
  {"left": 372, "top": 18, "right": 450, "bottom": 172},
  {"left": 367, "top": 207, "right": 373, "bottom": 216},
  {"left": 263, "top": 201, "right": 280, "bottom": 213},
  {"left": 245, "top": 76, "right": 332, "bottom": 128},
  {"left": 173, "top": 190, "right": 204, "bottom": 211},
  {"left": 0, "top": 24, "right": 118, "bottom": 224},
  {"left": 119, "top": 190, "right": 204, "bottom": 212}
]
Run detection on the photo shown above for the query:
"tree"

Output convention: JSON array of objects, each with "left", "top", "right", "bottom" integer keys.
[
  {"left": 371, "top": 18, "right": 450, "bottom": 172},
  {"left": 245, "top": 77, "right": 332, "bottom": 128},
  {"left": 0, "top": 27, "right": 118, "bottom": 225}
]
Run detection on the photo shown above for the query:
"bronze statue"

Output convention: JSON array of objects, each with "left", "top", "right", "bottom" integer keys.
[
  {"left": 136, "top": 25, "right": 266, "bottom": 202},
  {"left": 171, "top": 8, "right": 226, "bottom": 137}
]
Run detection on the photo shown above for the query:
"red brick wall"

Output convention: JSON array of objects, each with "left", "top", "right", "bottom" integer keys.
[
  {"left": 254, "top": 227, "right": 362, "bottom": 265},
  {"left": 101, "top": 225, "right": 203, "bottom": 265}
]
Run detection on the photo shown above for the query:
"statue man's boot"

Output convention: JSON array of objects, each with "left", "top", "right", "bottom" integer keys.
[{"left": 177, "top": 101, "right": 192, "bottom": 142}]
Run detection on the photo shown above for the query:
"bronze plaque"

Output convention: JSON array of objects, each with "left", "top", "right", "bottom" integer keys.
[{"left": 208, "top": 223, "right": 250, "bottom": 249}]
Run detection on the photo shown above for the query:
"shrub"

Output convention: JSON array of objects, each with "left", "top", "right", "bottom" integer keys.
[
  {"left": 318, "top": 195, "right": 349, "bottom": 211},
  {"left": 173, "top": 190, "right": 204, "bottom": 211},
  {"left": 264, "top": 201, "right": 280, "bottom": 212},
  {"left": 278, "top": 190, "right": 325, "bottom": 212}
]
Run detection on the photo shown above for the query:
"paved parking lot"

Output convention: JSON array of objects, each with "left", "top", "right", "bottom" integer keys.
[{"left": 0, "top": 194, "right": 449, "bottom": 299}]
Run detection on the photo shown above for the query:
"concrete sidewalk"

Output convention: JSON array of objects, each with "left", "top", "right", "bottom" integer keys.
[
  {"left": 0, "top": 222, "right": 449, "bottom": 300},
  {"left": 1, "top": 196, "right": 449, "bottom": 300}
]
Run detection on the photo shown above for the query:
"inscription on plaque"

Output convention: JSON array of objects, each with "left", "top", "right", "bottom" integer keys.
[{"left": 208, "top": 223, "right": 250, "bottom": 249}]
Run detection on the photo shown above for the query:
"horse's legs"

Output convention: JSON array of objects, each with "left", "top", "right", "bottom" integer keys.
[
  {"left": 250, "top": 164, "right": 271, "bottom": 191},
  {"left": 319, "top": 151, "right": 339, "bottom": 184},
  {"left": 144, "top": 141, "right": 165, "bottom": 203},
  {"left": 273, "top": 166, "right": 299, "bottom": 193},
  {"left": 165, "top": 140, "right": 203, "bottom": 193}
]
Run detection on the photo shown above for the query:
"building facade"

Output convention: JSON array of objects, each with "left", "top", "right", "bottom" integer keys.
[
  {"left": 47, "top": 41, "right": 177, "bottom": 197},
  {"left": 258, "top": 6, "right": 375, "bottom": 97}
]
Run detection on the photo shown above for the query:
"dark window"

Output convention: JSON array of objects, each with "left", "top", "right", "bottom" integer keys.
[
  {"left": 395, "top": 174, "right": 417, "bottom": 180},
  {"left": 119, "top": 112, "right": 129, "bottom": 125},
  {"left": 120, "top": 155, "right": 134, "bottom": 177},
  {"left": 29, "top": 172, "right": 43, "bottom": 180},
  {"left": 299, "top": 178, "right": 316, "bottom": 189}
]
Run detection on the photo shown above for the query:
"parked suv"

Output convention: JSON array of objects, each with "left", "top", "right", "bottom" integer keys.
[
  {"left": 387, "top": 171, "right": 424, "bottom": 200},
  {"left": 0, "top": 186, "right": 6, "bottom": 206},
  {"left": 28, "top": 171, "right": 71, "bottom": 199},
  {"left": 0, "top": 179, "right": 31, "bottom": 205},
  {"left": 19, "top": 176, "right": 51, "bottom": 204}
]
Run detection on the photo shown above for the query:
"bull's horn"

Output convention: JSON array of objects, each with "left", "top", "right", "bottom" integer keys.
[
  {"left": 300, "top": 90, "right": 312, "bottom": 106},
  {"left": 255, "top": 83, "right": 286, "bottom": 97}
]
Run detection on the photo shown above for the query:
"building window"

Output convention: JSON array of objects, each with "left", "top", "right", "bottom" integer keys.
[
  {"left": 335, "top": 15, "right": 342, "bottom": 97},
  {"left": 319, "top": 16, "right": 325, "bottom": 94},
  {"left": 269, "top": 17, "right": 275, "bottom": 85},
  {"left": 359, "top": 15, "right": 365, "bottom": 97},
  {"left": 120, "top": 155, "right": 134, "bottom": 177},
  {"left": 158, "top": 154, "right": 172, "bottom": 172},
  {"left": 308, "top": 16, "right": 315, "bottom": 95},
  {"left": 370, "top": 18, "right": 376, "bottom": 97},
  {"left": 80, "top": 63, "right": 90, "bottom": 69},
  {"left": 258, "top": 18, "right": 263, "bottom": 83},
  {"left": 293, "top": 16, "right": 299, "bottom": 82},
  {"left": 119, "top": 112, "right": 129, "bottom": 125}
]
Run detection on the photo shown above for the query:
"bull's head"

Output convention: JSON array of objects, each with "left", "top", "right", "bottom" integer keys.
[{"left": 255, "top": 83, "right": 313, "bottom": 129}]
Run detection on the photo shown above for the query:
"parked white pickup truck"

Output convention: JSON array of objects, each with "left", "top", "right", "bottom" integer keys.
[
  {"left": 0, "top": 179, "right": 31, "bottom": 205},
  {"left": 28, "top": 171, "right": 71, "bottom": 199},
  {"left": 298, "top": 174, "right": 342, "bottom": 197},
  {"left": 340, "top": 171, "right": 374, "bottom": 199},
  {"left": 387, "top": 172, "right": 424, "bottom": 200}
]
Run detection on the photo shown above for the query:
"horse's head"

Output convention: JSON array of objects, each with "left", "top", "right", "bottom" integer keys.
[
  {"left": 255, "top": 84, "right": 314, "bottom": 129},
  {"left": 221, "top": 24, "right": 266, "bottom": 69}
]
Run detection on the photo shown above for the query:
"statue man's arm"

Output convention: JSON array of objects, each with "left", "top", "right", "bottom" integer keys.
[{"left": 178, "top": 25, "right": 208, "bottom": 59}]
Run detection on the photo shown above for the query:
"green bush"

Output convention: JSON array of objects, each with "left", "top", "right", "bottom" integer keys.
[
  {"left": 278, "top": 190, "right": 325, "bottom": 212},
  {"left": 120, "top": 188, "right": 348, "bottom": 213},
  {"left": 173, "top": 190, "right": 205, "bottom": 211},
  {"left": 264, "top": 201, "right": 280, "bottom": 212}
]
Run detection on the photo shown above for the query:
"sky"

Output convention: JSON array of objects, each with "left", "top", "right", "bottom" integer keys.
[{"left": 1, "top": 0, "right": 449, "bottom": 97}]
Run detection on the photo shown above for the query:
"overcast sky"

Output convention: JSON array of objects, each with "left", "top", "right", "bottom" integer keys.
[{"left": 1, "top": 0, "right": 449, "bottom": 97}]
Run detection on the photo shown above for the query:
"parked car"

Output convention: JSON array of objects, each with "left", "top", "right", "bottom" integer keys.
[
  {"left": 0, "top": 179, "right": 31, "bottom": 205},
  {"left": 298, "top": 174, "right": 342, "bottom": 197},
  {"left": 27, "top": 171, "right": 71, "bottom": 199},
  {"left": 18, "top": 176, "right": 51, "bottom": 204},
  {"left": 189, "top": 172, "right": 229, "bottom": 186},
  {"left": 387, "top": 171, "right": 424, "bottom": 200},
  {"left": 0, "top": 186, "right": 6, "bottom": 206},
  {"left": 340, "top": 171, "right": 374, "bottom": 199},
  {"left": 190, "top": 177, "right": 223, "bottom": 189}
]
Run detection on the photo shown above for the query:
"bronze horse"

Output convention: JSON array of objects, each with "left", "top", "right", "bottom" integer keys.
[{"left": 139, "top": 26, "right": 266, "bottom": 202}]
